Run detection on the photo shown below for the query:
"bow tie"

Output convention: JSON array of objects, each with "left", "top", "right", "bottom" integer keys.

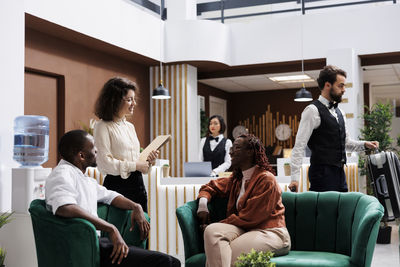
[
  {"left": 210, "top": 136, "right": 219, "bottom": 142},
  {"left": 328, "top": 102, "right": 338, "bottom": 109}
]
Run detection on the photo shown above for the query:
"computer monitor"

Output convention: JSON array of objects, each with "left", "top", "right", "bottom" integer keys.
[{"left": 183, "top": 162, "right": 212, "bottom": 177}]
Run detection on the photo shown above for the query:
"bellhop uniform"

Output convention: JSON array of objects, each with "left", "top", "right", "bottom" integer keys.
[
  {"left": 199, "top": 134, "right": 232, "bottom": 176},
  {"left": 291, "top": 95, "right": 366, "bottom": 192}
]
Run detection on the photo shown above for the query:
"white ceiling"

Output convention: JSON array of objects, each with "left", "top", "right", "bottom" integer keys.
[
  {"left": 199, "top": 64, "right": 400, "bottom": 93},
  {"left": 362, "top": 64, "right": 400, "bottom": 85}
]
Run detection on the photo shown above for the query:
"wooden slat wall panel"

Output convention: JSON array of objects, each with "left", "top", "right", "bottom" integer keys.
[{"left": 239, "top": 105, "right": 300, "bottom": 148}]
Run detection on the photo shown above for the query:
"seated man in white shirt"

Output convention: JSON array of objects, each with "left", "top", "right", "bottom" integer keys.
[{"left": 45, "top": 130, "right": 180, "bottom": 267}]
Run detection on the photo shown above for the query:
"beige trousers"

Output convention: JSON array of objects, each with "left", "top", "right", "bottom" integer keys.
[{"left": 204, "top": 223, "right": 291, "bottom": 267}]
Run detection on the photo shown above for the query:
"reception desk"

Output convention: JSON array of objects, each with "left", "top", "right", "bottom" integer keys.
[
  {"left": 141, "top": 167, "right": 213, "bottom": 263},
  {"left": 276, "top": 157, "right": 364, "bottom": 193}
]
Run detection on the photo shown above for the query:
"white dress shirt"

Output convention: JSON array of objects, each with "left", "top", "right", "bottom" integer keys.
[
  {"left": 45, "top": 159, "right": 121, "bottom": 217},
  {"left": 290, "top": 95, "right": 365, "bottom": 182},
  {"left": 199, "top": 134, "right": 233, "bottom": 175},
  {"left": 94, "top": 118, "right": 141, "bottom": 178}
]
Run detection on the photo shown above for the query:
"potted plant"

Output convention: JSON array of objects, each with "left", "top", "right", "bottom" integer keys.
[
  {"left": 162, "top": 164, "right": 170, "bottom": 178},
  {"left": 0, "top": 211, "right": 14, "bottom": 267},
  {"left": 0, "top": 247, "right": 5, "bottom": 267},
  {"left": 78, "top": 118, "right": 96, "bottom": 135},
  {"left": 200, "top": 110, "right": 208, "bottom": 138},
  {"left": 235, "top": 249, "right": 275, "bottom": 267},
  {"left": 358, "top": 102, "right": 394, "bottom": 243},
  {"left": 358, "top": 103, "right": 394, "bottom": 194},
  {"left": 283, "top": 162, "right": 291, "bottom": 176}
]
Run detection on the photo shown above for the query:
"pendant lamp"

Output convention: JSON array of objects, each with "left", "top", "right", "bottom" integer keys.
[
  {"left": 294, "top": 83, "right": 313, "bottom": 102},
  {"left": 153, "top": 81, "right": 170, "bottom": 99},
  {"left": 152, "top": 1, "right": 171, "bottom": 100}
]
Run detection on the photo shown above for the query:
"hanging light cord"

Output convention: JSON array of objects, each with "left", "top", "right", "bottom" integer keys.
[
  {"left": 300, "top": 0, "right": 304, "bottom": 75},
  {"left": 300, "top": 7, "right": 305, "bottom": 89},
  {"left": 159, "top": 3, "right": 163, "bottom": 85}
]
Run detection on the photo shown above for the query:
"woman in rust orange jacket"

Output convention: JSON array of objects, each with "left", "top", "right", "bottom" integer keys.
[{"left": 197, "top": 134, "right": 290, "bottom": 267}]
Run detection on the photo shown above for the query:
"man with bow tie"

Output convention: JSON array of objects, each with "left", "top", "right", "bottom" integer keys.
[{"left": 289, "top": 65, "right": 379, "bottom": 192}]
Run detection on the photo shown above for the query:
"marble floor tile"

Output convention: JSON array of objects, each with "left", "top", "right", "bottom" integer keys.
[{"left": 371, "top": 221, "right": 399, "bottom": 267}]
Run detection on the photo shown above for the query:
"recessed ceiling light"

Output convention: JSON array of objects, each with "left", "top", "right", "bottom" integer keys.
[{"left": 269, "top": 74, "right": 314, "bottom": 83}]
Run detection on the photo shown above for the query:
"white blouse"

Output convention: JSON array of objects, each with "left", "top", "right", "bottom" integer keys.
[{"left": 93, "top": 117, "right": 141, "bottom": 178}]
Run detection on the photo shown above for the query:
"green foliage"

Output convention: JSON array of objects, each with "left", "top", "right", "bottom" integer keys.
[
  {"left": 0, "top": 211, "right": 14, "bottom": 229},
  {"left": 0, "top": 247, "right": 5, "bottom": 265},
  {"left": 235, "top": 249, "right": 276, "bottom": 267},
  {"left": 0, "top": 212, "right": 13, "bottom": 266},
  {"left": 397, "top": 135, "right": 400, "bottom": 147},
  {"left": 163, "top": 163, "right": 169, "bottom": 167},
  {"left": 359, "top": 103, "right": 394, "bottom": 195},
  {"left": 360, "top": 103, "right": 394, "bottom": 151},
  {"left": 200, "top": 110, "right": 209, "bottom": 138},
  {"left": 79, "top": 119, "right": 96, "bottom": 136}
]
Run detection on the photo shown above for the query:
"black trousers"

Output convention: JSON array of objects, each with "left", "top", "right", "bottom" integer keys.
[
  {"left": 308, "top": 164, "right": 348, "bottom": 192},
  {"left": 99, "top": 237, "right": 180, "bottom": 267},
  {"left": 103, "top": 171, "right": 148, "bottom": 212}
]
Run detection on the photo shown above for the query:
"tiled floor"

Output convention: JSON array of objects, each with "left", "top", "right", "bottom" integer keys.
[{"left": 371, "top": 221, "right": 399, "bottom": 266}]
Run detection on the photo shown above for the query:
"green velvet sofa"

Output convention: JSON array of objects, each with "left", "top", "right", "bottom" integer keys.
[
  {"left": 176, "top": 191, "right": 384, "bottom": 267},
  {"left": 29, "top": 199, "right": 149, "bottom": 267}
]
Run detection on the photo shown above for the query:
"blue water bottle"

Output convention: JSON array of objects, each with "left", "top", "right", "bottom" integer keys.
[{"left": 13, "top": 115, "right": 49, "bottom": 166}]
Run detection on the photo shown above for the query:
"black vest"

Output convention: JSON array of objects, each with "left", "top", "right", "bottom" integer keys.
[
  {"left": 203, "top": 137, "right": 227, "bottom": 169},
  {"left": 308, "top": 100, "right": 346, "bottom": 167}
]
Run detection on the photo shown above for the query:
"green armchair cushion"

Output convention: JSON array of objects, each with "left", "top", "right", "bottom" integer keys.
[
  {"left": 176, "top": 191, "right": 383, "bottom": 267},
  {"left": 29, "top": 199, "right": 149, "bottom": 267}
]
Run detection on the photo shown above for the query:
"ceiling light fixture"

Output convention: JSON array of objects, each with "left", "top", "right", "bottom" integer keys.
[
  {"left": 269, "top": 74, "right": 314, "bottom": 83},
  {"left": 152, "top": 1, "right": 171, "bottom": 100},
  {"left": 294, "top": 2, "right": 313, "bottom": 102}
]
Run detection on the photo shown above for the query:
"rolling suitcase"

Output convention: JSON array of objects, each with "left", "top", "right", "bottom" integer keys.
[{"left": 367, "top": 151, "right": 400, "bottom": 221}]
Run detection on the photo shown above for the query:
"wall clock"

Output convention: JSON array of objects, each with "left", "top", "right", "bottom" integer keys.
[{"left": 275, "top": 124, "right": 292, "bottom": 141}]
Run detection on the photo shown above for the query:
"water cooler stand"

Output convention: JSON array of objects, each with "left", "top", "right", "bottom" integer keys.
[
  {"left": 0, "top": 167, "right": 52, "bottom": 267},
  {"left": 12, "top": 167, "right": 51, "bottom": 213}
]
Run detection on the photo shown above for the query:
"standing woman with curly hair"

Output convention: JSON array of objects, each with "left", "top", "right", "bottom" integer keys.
[
  {"left": 197, "top": 134, "right": 290, "bottom": 267},
  {"left": 93, "top": 77, "right": 158, "bottom": 212}
]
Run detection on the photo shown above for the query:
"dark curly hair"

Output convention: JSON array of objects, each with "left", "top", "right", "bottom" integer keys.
[
  {"left": 232, "top": 134, "right": 275, "bottom": 179},
  {"left": 94, "top": 77, "right": 138, "bottom": 121},
  {"left": 317, "top": 65, "right": 347, "bottom": 90}
]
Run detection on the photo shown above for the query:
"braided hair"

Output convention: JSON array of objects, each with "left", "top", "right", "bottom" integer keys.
[{"left": 232, "top": 134, "right": 275, "bottom": 179}]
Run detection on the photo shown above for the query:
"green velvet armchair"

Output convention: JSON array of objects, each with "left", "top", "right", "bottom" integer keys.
[
  {"left": 176, "top": 191, "right": 384, "bottom": 267},
  {"left": 29, "top": 199, "right": 149, "bottom": 267}
]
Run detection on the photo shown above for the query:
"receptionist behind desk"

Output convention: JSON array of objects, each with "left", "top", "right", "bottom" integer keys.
[{"left": 199, "top": 115, "right": 232, "bottom": 176}]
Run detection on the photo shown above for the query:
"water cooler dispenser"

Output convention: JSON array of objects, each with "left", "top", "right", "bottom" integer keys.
[
  {"left": 0, "top": 116, "right": 52, "bottom": 267},
  {"left": 11, "top": 115, "right": 52, "bottom": 213}
]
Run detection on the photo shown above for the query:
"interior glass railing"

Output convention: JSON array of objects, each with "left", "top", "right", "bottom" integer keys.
[
  {"left": 197, "top": 0, "right": 398, "bottom": 23},
  {"left": 127, "top": 0, "right": 397, "bottom": 23}
]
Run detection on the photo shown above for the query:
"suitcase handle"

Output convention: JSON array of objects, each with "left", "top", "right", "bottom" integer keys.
[{"left": 375, "top": 175, "right": 389, "bottom": 197}]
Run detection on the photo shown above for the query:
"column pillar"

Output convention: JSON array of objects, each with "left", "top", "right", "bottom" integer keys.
[
  {"left": 0, "top": 0, "right": 25, "bottom": 211},
  {"left": 327, "top": 48, "right": 364, "bottom": 141},
  {"left": 150, "top": 64, "right": 199, "bottom": 177},
  {"left": 167, "top": 0, "right": 197, "bottom": 21}
]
